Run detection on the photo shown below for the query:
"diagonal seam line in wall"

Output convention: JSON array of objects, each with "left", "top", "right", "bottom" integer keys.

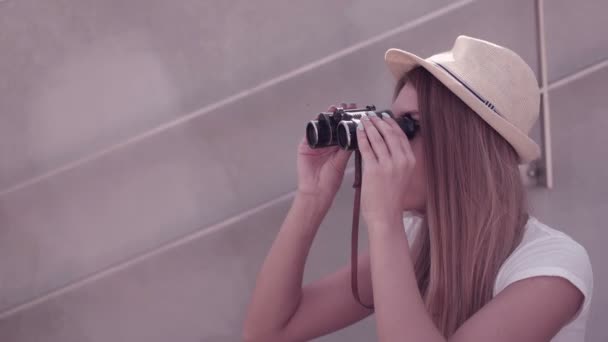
[
  {"left": 0, "top": 167, "right": 356, "bottom": 320},
  {"left": 542, "top": 58, "right": 608, "bottom": 92},
  {"left": 0, "top": 0, "right": 475, "bottom": 197},
  {"left": 1, "top": 1, "right": 606, "bottom": 320}
]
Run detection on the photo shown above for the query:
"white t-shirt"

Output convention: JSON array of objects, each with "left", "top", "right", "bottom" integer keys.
[{"left": 402, "top": 212, "right": 593, "bottom": 342}]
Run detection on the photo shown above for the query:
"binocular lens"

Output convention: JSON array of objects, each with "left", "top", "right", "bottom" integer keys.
[
  {"left": 306, "top": 121, "right": 319, "bottom": 147},
  {"left": 306, "top": 119, "right": 334, "bottom": 148},
  {"left": 337, "top": 120, "right": 358, "bottom": 150}
]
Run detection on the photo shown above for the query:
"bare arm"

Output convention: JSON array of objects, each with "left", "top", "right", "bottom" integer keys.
[
  {"left": 242, "top": 192, "right": 374, "bottom": 341},
  {"left": 367, "top": 220, "right": 584, "bottom": 342}
]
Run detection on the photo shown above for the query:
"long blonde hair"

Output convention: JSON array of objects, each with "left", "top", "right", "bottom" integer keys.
[{"left": 395, "top": 67, "right": 528, "bottom": 337}]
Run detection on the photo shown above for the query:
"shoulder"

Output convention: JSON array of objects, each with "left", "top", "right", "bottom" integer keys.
[{"left": 494, "top": 217, "right": 594, "bottom": 319}]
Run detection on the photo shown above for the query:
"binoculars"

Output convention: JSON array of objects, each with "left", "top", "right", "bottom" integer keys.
[{"left": 305, "top": 105, "right": 419, "bottom": 150}]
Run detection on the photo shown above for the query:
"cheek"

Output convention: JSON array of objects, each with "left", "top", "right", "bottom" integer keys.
[
  {"left": 411, "top": 139, "right": 425, "bottom": 184},
  {"left": 402, "top": 139, "right": 427, "bottom": 209}
]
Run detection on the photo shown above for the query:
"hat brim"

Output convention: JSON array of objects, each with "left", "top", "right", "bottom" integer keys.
[{"left": 384, "top": 48, "right": 541, "bottom": 164}]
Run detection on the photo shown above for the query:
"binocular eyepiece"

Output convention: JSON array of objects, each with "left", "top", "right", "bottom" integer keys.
[{"left": 306, "top": 105, "right": 419, "bottom": 150}]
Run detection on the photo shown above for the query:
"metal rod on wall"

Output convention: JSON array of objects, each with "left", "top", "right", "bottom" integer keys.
[{"left": 536, "top": 0, "right": 554, "bottom": 189}]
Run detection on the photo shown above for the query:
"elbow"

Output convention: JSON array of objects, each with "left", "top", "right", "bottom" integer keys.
[
  {"left": 242, "top": 321, "right": 283, "bottom": 342},
  {"left": 242, "top": 329, "right": 281, "bottom": 342},
  {"left": 241, "top": 330, "right": 259, "bottom": 342},
  {"left": 241, "top": 321, "right": 261, "bottom": 342},
  {"left": 242, "top": 302, "right": 295, "bottom": 342}
]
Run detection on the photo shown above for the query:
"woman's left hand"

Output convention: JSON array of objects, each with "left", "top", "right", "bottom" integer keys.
[{"left": 356, "top": 111, "right": 416, "bottom": 227}]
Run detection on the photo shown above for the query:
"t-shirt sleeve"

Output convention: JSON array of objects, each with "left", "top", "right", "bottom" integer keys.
[
  {"left": 403, "top": 212, "right": 422, "bottom": 248},
  {"left": 494, "top": 236, "right": 594, "bottom": 321}
]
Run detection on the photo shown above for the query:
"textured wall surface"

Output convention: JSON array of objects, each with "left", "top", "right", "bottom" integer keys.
[{"left": 0, "top": 0, "right": 606, "bottom": 341}]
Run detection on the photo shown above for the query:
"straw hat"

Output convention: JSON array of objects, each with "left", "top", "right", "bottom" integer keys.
[{"left": 385, "top": 35, "right": 541, "bottom": 164}]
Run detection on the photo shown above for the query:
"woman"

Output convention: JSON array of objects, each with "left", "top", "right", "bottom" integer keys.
[{"left": 243, "top": 36, "right": 593, "bottom": 341}]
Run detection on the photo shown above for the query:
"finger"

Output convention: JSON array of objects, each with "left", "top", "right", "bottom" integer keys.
[
  {"left": 339, "top": 102, "right": 348, "bottom": 110},
  {"left": 361, "top": 113, "right": 390, "bottom": 161},
  {"left": 381, "top": 112, "right": 415, "bottom": 158},
  {"left": 381, "top": 112, "right": 409, "bottom": 141},
  {"left": 384, "top": 113, "right": 412, "bottom": 157},
  {"left": 348, "top": 102, "right": 357, "bottom": 109},
  {"left": 368, "top": 112, "right": 406, "bottom": 158},
  {"left": 327, "top": 105, "right": 337, "bottom": 112},
  {"left": 388, "top": 113, "right": 414, "bottom": 158},
  {"left": 356, "top": 120, "right": 378, "bottom": 165}
]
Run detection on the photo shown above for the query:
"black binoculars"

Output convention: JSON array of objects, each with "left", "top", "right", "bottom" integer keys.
[{"left": 305, "top": 105, "right": 419, "bottom": 150}]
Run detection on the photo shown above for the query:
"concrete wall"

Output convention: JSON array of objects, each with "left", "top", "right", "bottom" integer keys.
[{"left": 0, "top": 0, "right": 605, "bottom": 341}]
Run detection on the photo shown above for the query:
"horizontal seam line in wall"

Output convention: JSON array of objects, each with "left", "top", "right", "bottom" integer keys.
[
  {"left": 0, "top": 168, "right": 355, "bottom": 320},
  {"left": 0, "top": 0, "right": 474, "bottom": 197},
  {"left": 1, "top": 1, "right": 606, "bottom": 318}
]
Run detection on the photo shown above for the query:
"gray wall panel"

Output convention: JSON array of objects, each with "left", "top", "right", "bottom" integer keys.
[
  {"left": 0, "top": 0, "right": 605, "bottom": 340},
  {"left": 0, "top": 0, "right": 457, "bottom": 191},
  {"left": 544, "top": 0, "right": 608, "bottom": 82},
  {"left": 529, "top": 66, "right": 608, "bottom": 342}
]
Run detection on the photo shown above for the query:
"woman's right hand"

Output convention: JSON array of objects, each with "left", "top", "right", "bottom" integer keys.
[{"left": 296, "top": 103, "right": 357, "bottom": 202}]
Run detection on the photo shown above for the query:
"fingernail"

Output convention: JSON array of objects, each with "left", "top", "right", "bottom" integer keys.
[
  {"left": 357, "top": 120, "right": 364, "bottom": 130},
  {"left": 381, "top": 112, "right": 391, "bottom": 119},
  {"left": 362, "top": 113, "right": 370, "bottom": 121},
  {"left": 367, "top": 111, "right": 377, "bottom": 118}
]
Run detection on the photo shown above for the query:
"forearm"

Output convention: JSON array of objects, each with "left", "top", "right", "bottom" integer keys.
[
  {"left": 243, "top": 192, "right": 331, "bottom": 338},
  {"left": 367, "top": 218, "right": 445, "bottom": 342}
]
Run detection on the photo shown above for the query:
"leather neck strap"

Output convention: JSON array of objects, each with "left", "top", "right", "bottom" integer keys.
[{"left": 351, "top": 150, "right": 374, "bottom": 310}]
